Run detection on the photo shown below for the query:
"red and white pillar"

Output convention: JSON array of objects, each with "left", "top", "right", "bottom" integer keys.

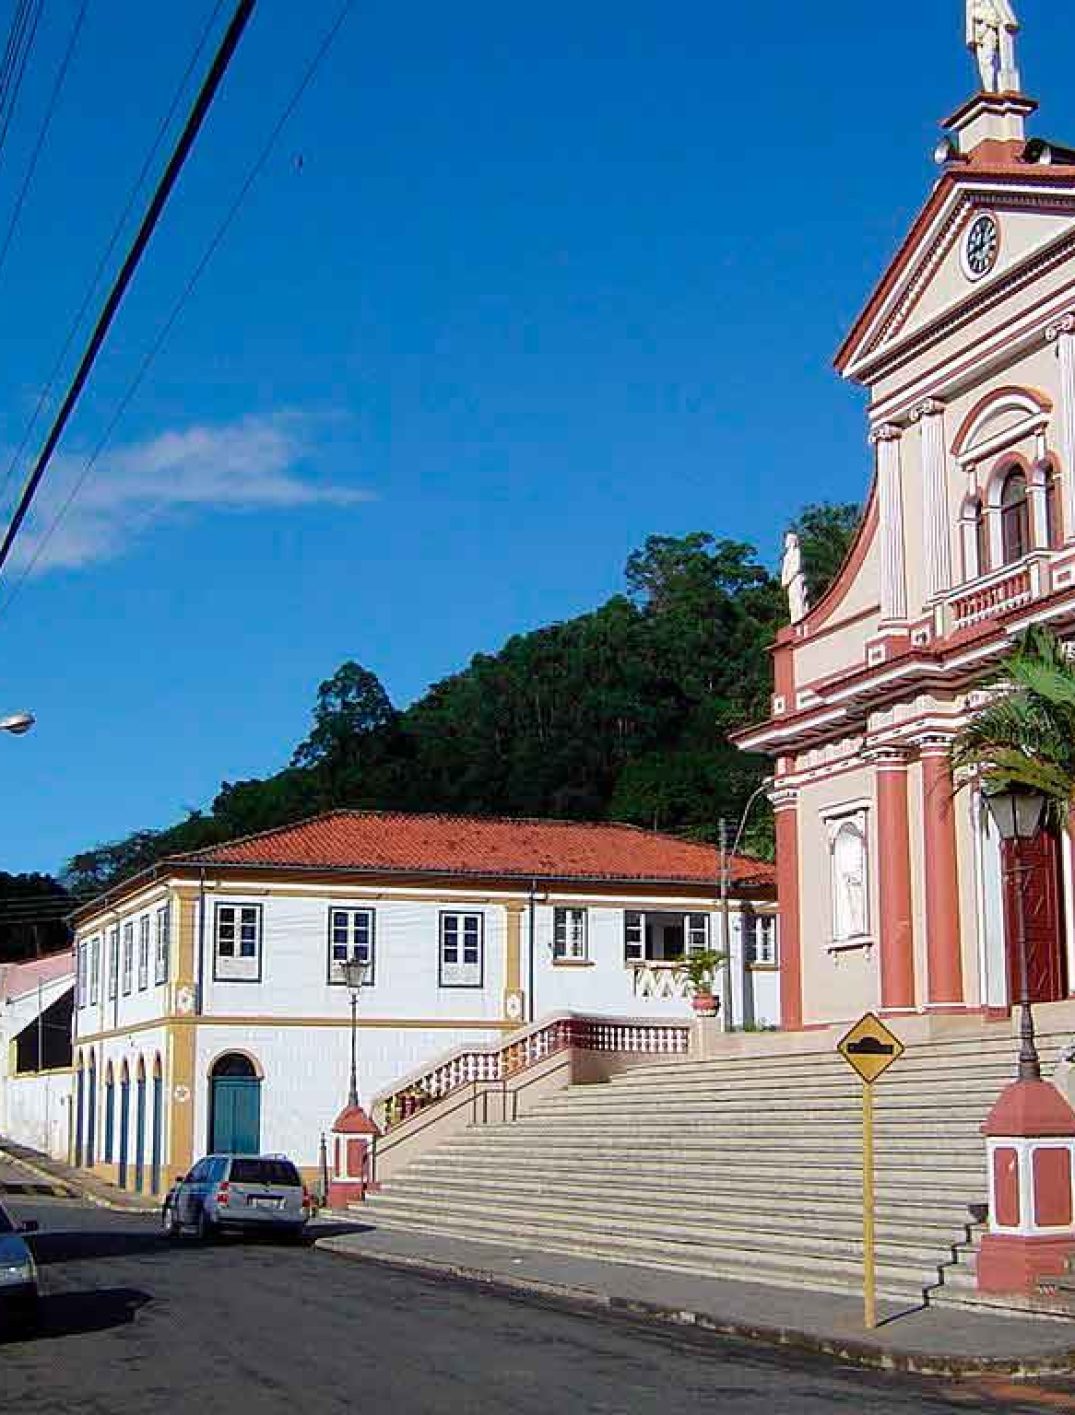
[
  {"left": 326, "top": 1103, "right": 381, "bottom": 1209},
  {"left": 920, "top": 740, "right": 964, "bottom": 1008},
  {"left": 874, "top": 750, "right": 916, "bottom": 1013},
  {"left": 772, "top": 785, "right": 803, "bottom": 1032},
  {"left": 978, "top": 1080, "right": 1075, "bottom": 1295}
]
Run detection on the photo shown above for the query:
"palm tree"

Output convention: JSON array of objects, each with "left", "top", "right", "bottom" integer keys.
[{"left": 951, "top": 624, "right": 1075, "bottom": 827}]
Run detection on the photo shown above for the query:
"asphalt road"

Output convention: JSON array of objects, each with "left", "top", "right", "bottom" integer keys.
[{"left": 0, "top": 1173, "right": 1070, "bottom": 1414}]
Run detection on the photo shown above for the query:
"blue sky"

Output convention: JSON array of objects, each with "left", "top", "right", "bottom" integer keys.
[{"left": 0, "top": 1, "right": 1071, "bottom": 876}]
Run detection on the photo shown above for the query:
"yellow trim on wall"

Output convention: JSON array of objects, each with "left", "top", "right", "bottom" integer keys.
[
  {"left": 504, "top": 901, "right": 523, "bottom": 992},
  {"left": 75, "top": 1014, "right": 513, "bottom": 1046}
]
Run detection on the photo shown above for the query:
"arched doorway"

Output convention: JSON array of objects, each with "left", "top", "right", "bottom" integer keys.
[
  {"left": 134, "top": 1058, "right": 147, "bottom": 1193},
  {"left": 74, "top": 1055, "right": 84, "bottom": 1168},
  {"left": 118, "top": 1061, "right": 130, "bottom": 1189},
  {"left": 1003, "top": 832, "right": 1068, "bottom": 1004},
  {"left": 208, "top": 1053, "right": 261, "bottom": 1154},
  {"left": 104, "top": 1063, "right": 115, "bottom": 1164},
  {"left": 150, "top": 1056, "right": 163, "bottom": 1195},
  {"left": 86, "top": 1051, "right": 97, "bottom": 1168}
]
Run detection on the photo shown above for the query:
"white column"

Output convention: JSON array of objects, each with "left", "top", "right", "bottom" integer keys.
[
  {"left": 871, "top": 423, "right": 907, "bottom": 624},
  {"left": 1047, "top": 313, "right": 1075, "bottom": 544},
  {"left": 912, "top": 399, "right": 951, "bottom": 599}
]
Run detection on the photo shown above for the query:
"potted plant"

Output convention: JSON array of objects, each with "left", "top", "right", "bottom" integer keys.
[{"left": 682, "top": 949, "right": 726, "bottom": 1016}]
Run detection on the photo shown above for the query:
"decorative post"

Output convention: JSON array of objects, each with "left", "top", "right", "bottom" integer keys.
[
  {"left": 1046, "top": 313, "right": 1075, "bottom": 544},
  {"left": 919, "top": 738, "right": 964, "bottom": 1007},
  {"left": 771, "top": 785, "right": 802, "bottom": 1031},
  {"left": 325, "top": 956, "right": 381, "bottom": 1209},
  {"left": 871, "top": 424, "right": 908, "bottom": 626},
  {"left": 873, "top": 748, "right": 916, "bottom": 1012},
  {"left": 911, "top": 400, "right": 952, "bottom": 600}
]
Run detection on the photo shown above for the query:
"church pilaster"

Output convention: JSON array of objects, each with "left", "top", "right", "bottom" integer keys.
[
  {"left": 871, "top": 424, "right": 908, "bottom": 625},
  {"left": 912, "top": 400, "right": 951, "bottom": 601},
  {"left": 1046, "top": 314, "right": 1075, "bottom": 543}
]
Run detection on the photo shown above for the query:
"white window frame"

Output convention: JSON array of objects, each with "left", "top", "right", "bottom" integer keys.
[
  {"left": 553, "top": 907, "right": 588, "bottom": 961},
  {"left": 121, "top": 922, "right": 134, "bottom": 996},
  {"left": 137, "top": 915, "right": 150, "bottom": 990},
  {"left": 89, "top": 935, "right": 101, "bottom": 1005},
  {"left": 76, "top": 942, "right": 88, "bottom": 1009},
  {"left": 154, "top": 905, "right": 170, "bottom": 985},
  {"left": 327, "top": 907, "right": 376, "bottom": 985},
  {"left": 213, "top": 903, "right": 263, "bottom": 983},
  {"left": 107, "top": 926, "right": 119, "bottom": 1000},
  {"left": 744, "top": 912, "right": 778, "bottom": 967},
  {"left": 686, "top": 914, "right": 710, "bottom": 954},
  {"left": 624, "top": 911, "right": 645, "bottom": 962},
  {"left": 439, "top": 911, "right": 483, "bottom": 988},
  {"left": 624, "top": 910, "right": 709, "bottom": 963}
]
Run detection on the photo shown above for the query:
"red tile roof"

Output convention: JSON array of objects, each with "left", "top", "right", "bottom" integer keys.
[{"left": 171, "top": 811, "right": 774, "bottom": 889}]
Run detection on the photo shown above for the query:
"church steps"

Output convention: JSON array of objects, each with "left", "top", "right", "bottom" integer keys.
[
  {"left": 362, "top": 1024, "right": 1070, "bottom": 1302},
  {"left": 361, "top": 1207, "right": 947, "bottom": 1301}
]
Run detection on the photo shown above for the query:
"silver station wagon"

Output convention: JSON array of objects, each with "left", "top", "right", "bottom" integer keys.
[{"left": 162, "top": 1154, "right": 311, "bottom": 1240}]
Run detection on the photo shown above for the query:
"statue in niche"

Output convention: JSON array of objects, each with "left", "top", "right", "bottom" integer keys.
[
  {"left": 832, "top": 821, "right": 867, "bottom": 941},
  {"left": 781, "top": 532, "right": 809, "bottom": 625},
  {"left": 966, "top": 0, "right": 1020, "bottom": 94}
]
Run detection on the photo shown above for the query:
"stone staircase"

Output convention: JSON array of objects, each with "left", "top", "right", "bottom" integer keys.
[{"left": 361, "top": 1022, "right": 1074, "bottom": 1306}]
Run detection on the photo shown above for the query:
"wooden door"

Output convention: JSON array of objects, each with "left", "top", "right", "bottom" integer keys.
[{"left": 1003, "top": 833, "right": 1067, "bottom": 1005}]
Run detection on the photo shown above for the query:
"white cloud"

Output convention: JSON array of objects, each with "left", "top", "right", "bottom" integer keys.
[{"left": 6, "top": 411, "right": 371, "bottom": 574}]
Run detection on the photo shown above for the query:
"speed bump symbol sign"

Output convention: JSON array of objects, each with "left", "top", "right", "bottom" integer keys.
[{"left": 838, "top": 1012, "right": 905, "bottom": 1085}]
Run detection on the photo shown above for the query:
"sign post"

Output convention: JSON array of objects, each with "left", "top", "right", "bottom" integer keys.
[{"left": 837, "top": 1011, "right": 905, "bottom": 1330}]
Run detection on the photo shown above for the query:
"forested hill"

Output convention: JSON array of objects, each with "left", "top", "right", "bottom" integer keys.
[{"left": 61, "top": 503, "right": 860, "bottom": 897}]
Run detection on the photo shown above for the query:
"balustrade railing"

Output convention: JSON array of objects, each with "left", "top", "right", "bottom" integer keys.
[
  {"left": 377, "top": 1013, "right": 691, "bottom": 1130},
  {"left": 951, "top": 567, "right": 1033, "bottom": 630}
]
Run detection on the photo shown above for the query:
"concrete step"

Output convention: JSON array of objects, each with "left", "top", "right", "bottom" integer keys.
[{"left": 360, "top": 1206, "right": 940, "bottom": 1302}]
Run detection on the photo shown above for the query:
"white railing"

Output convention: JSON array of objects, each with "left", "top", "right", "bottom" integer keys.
[
  {"left": 630, "top": 962, "right": 691, "bottom": 1001},
  {"left": 376, "top": 1012, "right": 691, "bottom": 1130},
  {"left": 951, "top": 565, "right": 1034, "bottom": 630}
]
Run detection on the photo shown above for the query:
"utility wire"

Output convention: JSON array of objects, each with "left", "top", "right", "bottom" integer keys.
[
  {"left": 0, "top": 0, "right": 357, "bottom": 605},
  {"left": 0, "top": 0, "right": 257, "bottom": 584},
  {"left": 0, "top": 0, "right": 42, "bottom": 172},
  {"left": 0, "top": 0, "right": 88, "bottom": 284},
  {"left": 0, "top": 0, "right": 227, "bottom": 517}
]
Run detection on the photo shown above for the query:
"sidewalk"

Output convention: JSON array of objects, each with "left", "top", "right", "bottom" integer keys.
[
  {"left": 315, "top": 1222, "right": 1075, "bottom": 1379},
  {"left": 0, "top": 1138, "right": 158, "bottom": 1214}
]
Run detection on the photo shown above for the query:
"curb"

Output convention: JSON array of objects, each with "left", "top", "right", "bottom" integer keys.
[
  {"left": 0, "top": 1145, "right": 158, "bottom": 1216},
  {"left": 314, "top": 1237, "right": 1075, "bottom": 1380}
]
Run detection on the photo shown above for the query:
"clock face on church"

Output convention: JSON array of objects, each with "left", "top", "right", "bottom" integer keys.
[{"left": 963, "top": 213, "right": 1000, "bottom": 281}]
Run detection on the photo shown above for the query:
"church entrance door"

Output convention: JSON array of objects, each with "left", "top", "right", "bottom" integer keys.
[{"left": 1002, "top": 833, "right": 1067, "bottom": 1006}]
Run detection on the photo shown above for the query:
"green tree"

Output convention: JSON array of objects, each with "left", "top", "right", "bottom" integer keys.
[
  {"left": 788, "top": 502, "right": 863, "bottom": 605},
  {"left": 952, "top": 625, "right": 1075, "bottom": 826}
]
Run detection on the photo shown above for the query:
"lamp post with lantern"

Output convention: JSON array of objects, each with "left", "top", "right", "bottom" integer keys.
[
  {"left": 341, "top": 955, "right": 369, "bottom": 1109},
  {"left": 981, "top": 781, "right": 1048, "bottom": 1082}
]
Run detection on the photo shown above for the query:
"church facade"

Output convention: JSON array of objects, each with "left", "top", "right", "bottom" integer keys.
[{"left": 737, "top": 6, "right": 1075, "bottom": 1034}]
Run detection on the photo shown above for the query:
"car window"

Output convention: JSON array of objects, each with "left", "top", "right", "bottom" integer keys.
[
  {"left": 187, "top": 1159, "right": 211, "bottom": 1183},
  {"left": 0, "top": 1204, "right": 12, "bottom": 1234},
  {"left": 209, "top": 1157, "right": 229, "bottom": 1182},
  {"left": 228, "top": 1158, "right": 301, "bottom": 1186}
]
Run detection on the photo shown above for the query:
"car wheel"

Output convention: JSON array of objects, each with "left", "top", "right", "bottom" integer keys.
[{"left": 161, "top": 1201, "right": 181, "bottom": 1239}]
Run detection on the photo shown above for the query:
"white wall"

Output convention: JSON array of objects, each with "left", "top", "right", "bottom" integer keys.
[{"left": 4, "top": 1070, "right": 71, "bottom": 1159}]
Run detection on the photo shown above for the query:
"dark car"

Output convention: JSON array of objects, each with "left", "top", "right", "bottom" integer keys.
[
  {"left": 0, "top": 1201, "right": 39, "bottom": 1328},
  {"left": 162, "top": 1154, "right": 311, "bottom": 1240}
]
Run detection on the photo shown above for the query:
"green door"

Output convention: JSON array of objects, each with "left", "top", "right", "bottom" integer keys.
[{"left": 210, "top": 1072, "right": 261, "bottom": 1153}]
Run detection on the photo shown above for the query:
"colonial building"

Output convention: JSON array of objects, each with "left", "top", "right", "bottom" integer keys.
[
  {"left": 737, "top": 5, "right": 1075, "bottom": 1033},
  {"left": 69, "top": 810, "right": 775, "bottom": 1194},
  {"left": 0, "top": 951, "right": 74, "bottom": 1158}
]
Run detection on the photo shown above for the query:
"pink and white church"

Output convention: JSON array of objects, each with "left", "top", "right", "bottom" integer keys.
[{"left": 738, "top": 5, "right": 1075, "bottom": 1039}]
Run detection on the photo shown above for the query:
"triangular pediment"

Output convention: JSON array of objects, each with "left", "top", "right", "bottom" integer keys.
[{"left": 836, "top": 167, "right": 1075, "bottom": 383}]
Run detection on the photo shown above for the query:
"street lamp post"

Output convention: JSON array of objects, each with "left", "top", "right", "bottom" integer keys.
[
  {"left": 341, "top": 956, "right": 369, "bottom": 1108},
  {"left": 718, "top": 776, "right": 775, "bottom": 1030},
  {"left": 982, "top": 783, "right": 1048, "bottom": 1082}
]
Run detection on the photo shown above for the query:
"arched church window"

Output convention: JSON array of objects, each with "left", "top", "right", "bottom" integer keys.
[
  {"left": 828, "top": 814, "right": 869, "bottom": 944},
  {"left": 1000, "top": 468, "right": 1029, "bottom": 564},
  {"left": 1044, "top": 465, "right": 1061, "bottom": 549}
]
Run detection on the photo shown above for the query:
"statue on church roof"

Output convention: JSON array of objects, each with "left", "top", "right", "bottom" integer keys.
[
  {"left": 781, "top": 532, "right": 809, "bottom": 626},
  {"left": 966, "top": 0, "right": 1021, "bottom": 95}
]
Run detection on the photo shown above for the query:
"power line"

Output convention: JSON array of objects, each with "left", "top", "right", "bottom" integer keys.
[
  {"left": 0, "top": 0, "right": 88, "bottom": 285},
  {"left": 0, "top": 0, "right": 257, "bottom": 584},
  {"left": 0, "top": 0, "right": 228, "bottom": 518},
  {"left": 0, "top": 0, "right": 43, "bottom": 172},
  {"left": 1, "top": 0, "right": 357, "bottom": 603}
]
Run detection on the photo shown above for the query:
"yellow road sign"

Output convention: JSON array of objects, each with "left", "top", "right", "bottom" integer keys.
[{"left": 838, "top": 1011, "right": 905, "bottom": 1085}]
